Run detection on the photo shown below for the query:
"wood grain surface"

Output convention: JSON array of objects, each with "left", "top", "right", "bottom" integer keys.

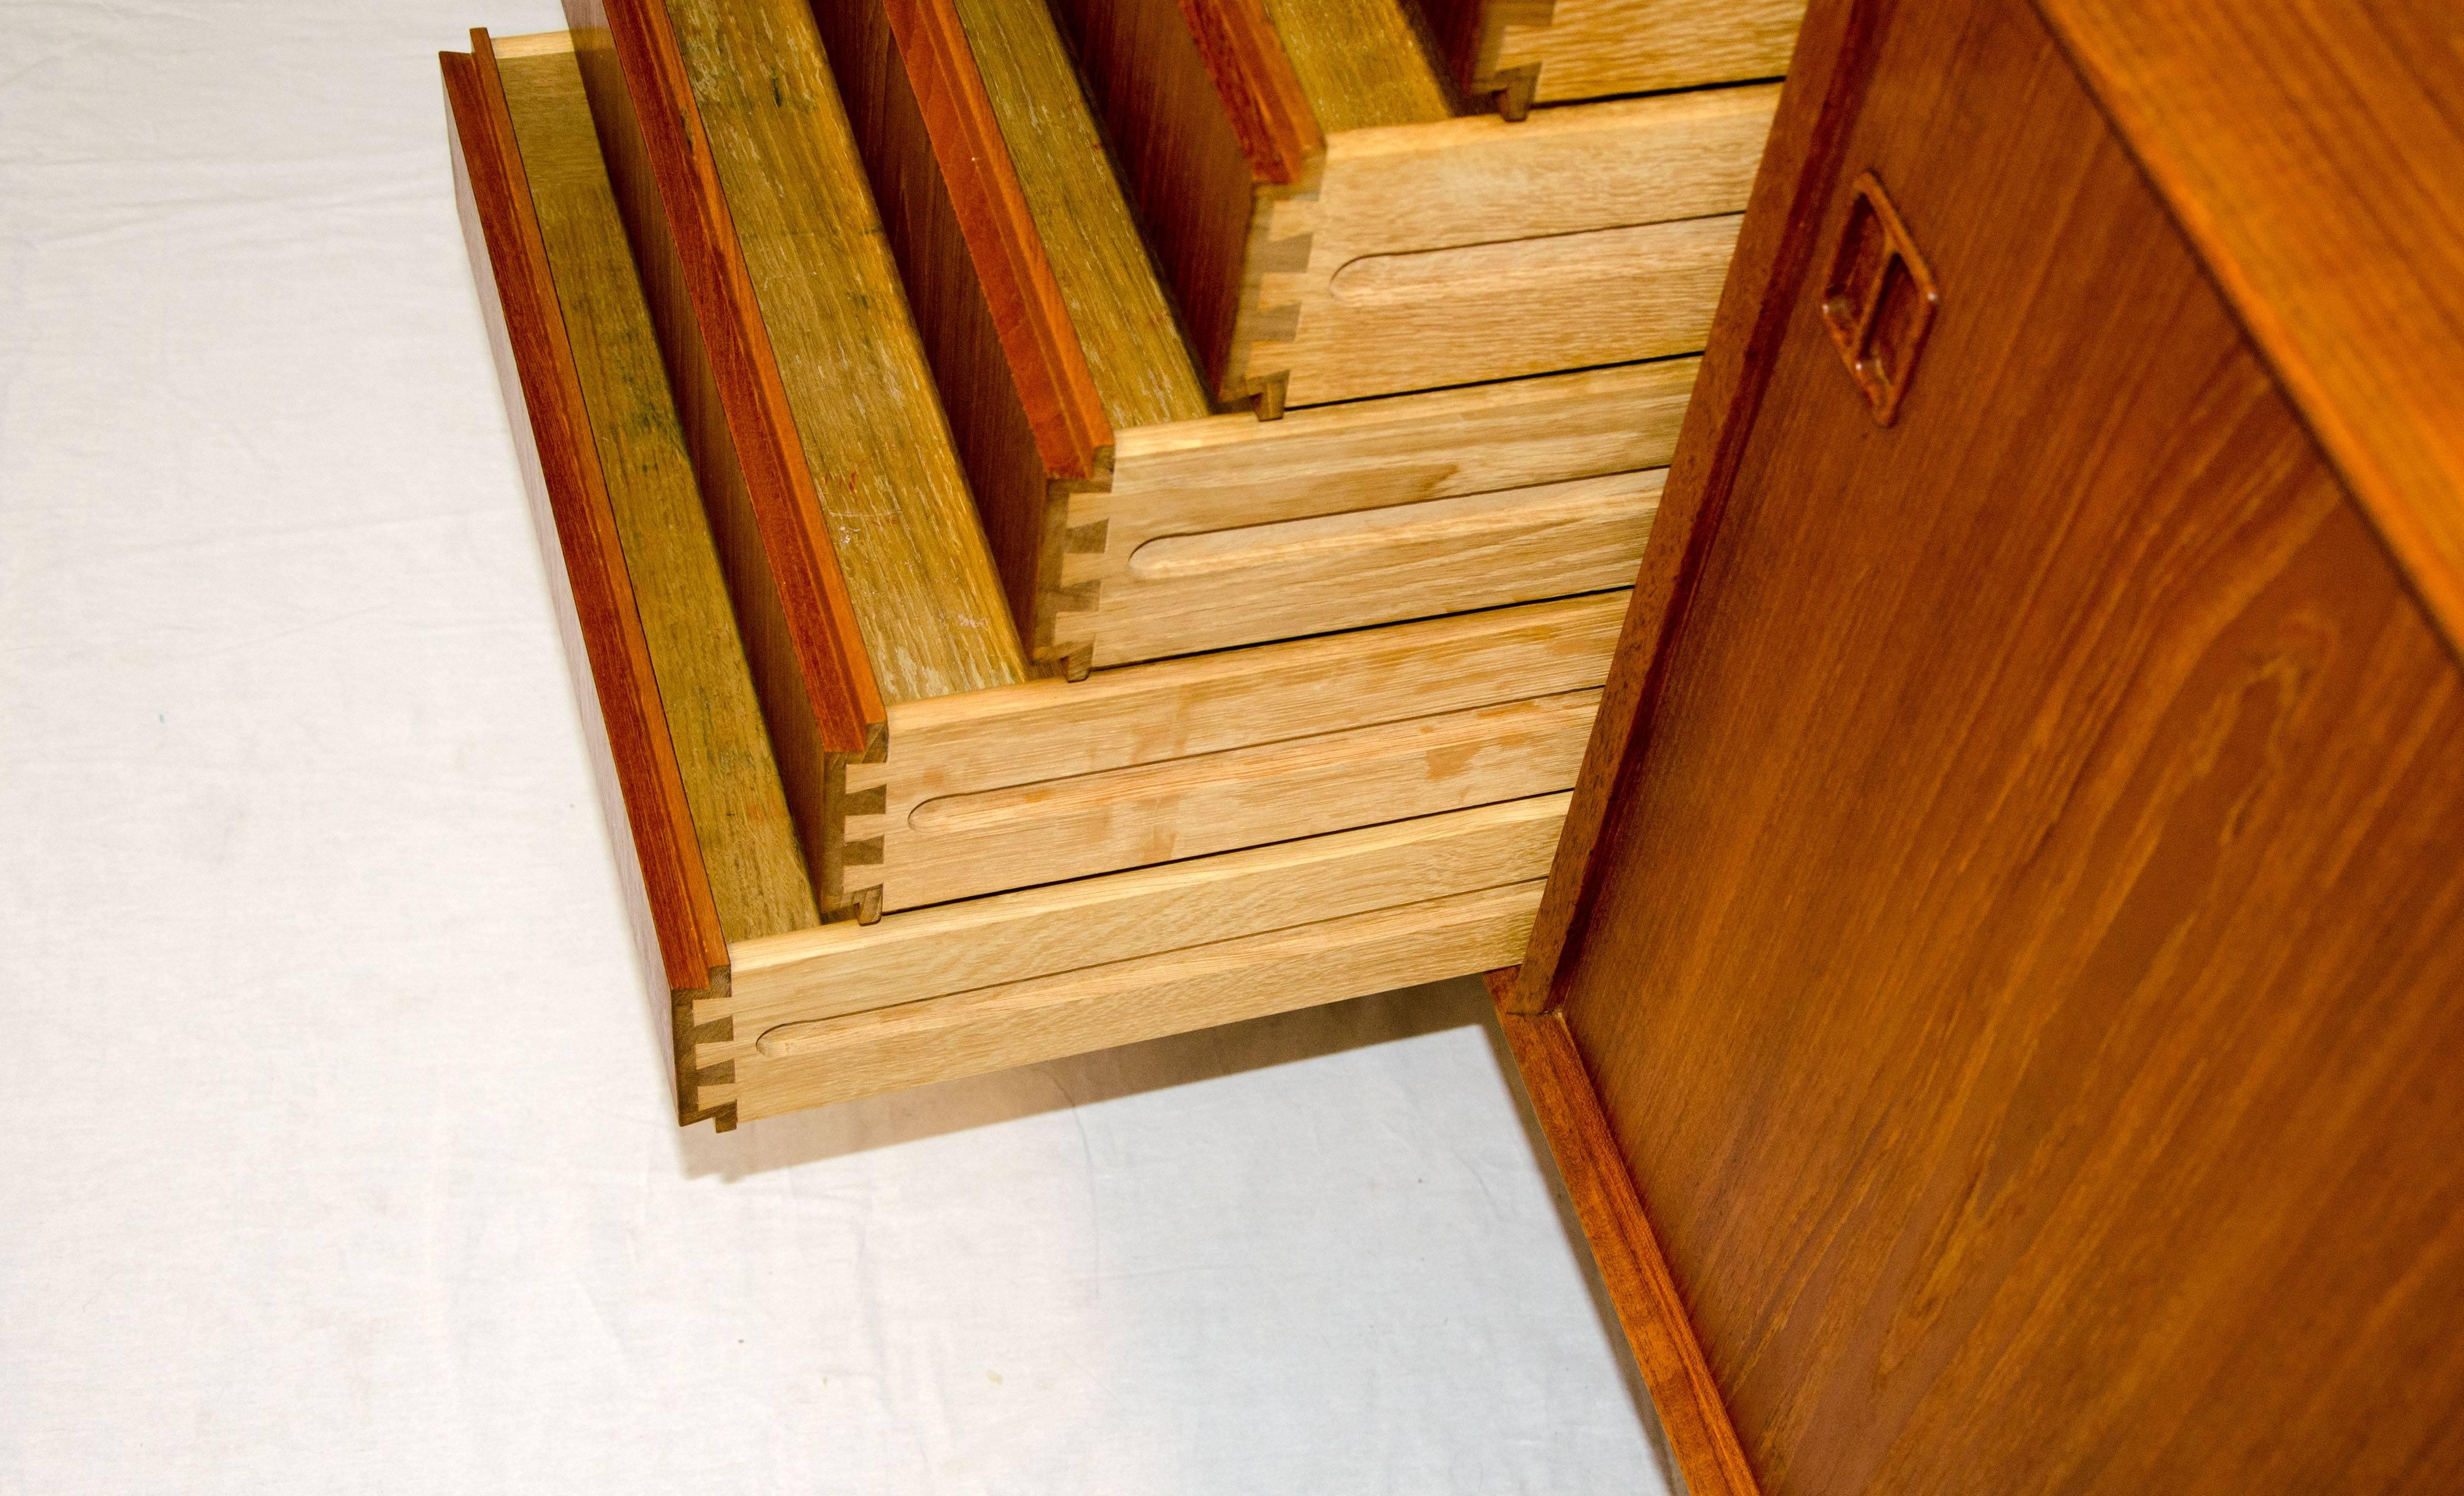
[
  {"left": 562, "top": 0, "right": 891, "bottom": 919},
  {"left": 655, "top": 0, "right": 1024, "bottom": 705},
  {"left": 1080, "top": 470, "right": 1656, "bottom": 665},
  {"left": 872, "top": 688, "right": 1596, "bottom": 909},
  {"left": 495, "top": 41, "right": 819, "bottom": 943},
  {"left": 726, "top": 879, "right": 1542, "bottom": 1121},
  {"left": 2037, "top": 0, "right": 2464, "bottom": 660},
  {"left": 1244, "top": 86, "right": 1773, "bottom": 405},
  {"left": 950, "top": 0, "right": 1210, "bottom": 431},
  {"left": 719, "top": 794, "right": 1567, "bottom": 1043},
  {"left": 1487, "top": 975, "right": 1760, "bottom": 1496},
  {"left": 1099, "top": 359, "right": 1695, "bottom": 534},
  {"left": 559, "top": 0, "right": 885, "bottom": 750},
  {"left": 445, "top": 33, "right": 735, "bottom": 1130},
  {"left": 1512, "top": 0, "right": 1866, "bottom": 1014},
  {"left": 1047, "top": 0, "right": 1323, "bottom": 401},
  {"left": 1066, "top": 360, "right": 1693, "bottom": 664},
  {"left": 852, "top": 591, "right": 1625, "bottom": 910},
  {"left": 1257, "top": 0, "right": 1453, "bottom": 130},
  {"left": 1501, "top": 0, "right": 1803, "bottom": 107},
  {"left": 1541, "top": 0, "right": 2464, "bottom": 1489},
  {"left": 812, "top": 0, "right": 1116, "bottom": 676}
]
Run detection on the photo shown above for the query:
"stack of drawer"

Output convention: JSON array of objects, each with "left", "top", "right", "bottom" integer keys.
[{"left": 440, "top": 0, "right": 1788, "bottom": 1128}]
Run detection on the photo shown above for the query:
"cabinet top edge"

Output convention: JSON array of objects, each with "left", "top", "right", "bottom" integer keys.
[{"left": 2036, "top": 0, "right": 2464, "bottom": 655}]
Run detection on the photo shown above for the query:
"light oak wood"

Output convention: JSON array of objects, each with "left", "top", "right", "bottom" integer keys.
[
  {"left": 1512, "top": 0, "right": 1856, "bottom": 1015},
  {"left": 1048, "top": 0, "right": 1319, "bottom": 410},
  {"left": 1070, "top": 469, "right": 1658, "bottom": 666},
  {"left": 1499, "top": 1, "right": 1801, "bottom": 106},
  {"left": 949, "top": 0, "right": 1211, "bottom": 432},
  {"left": 874, "top": 688, "right": 1595, "bottom": 909},
  {"left": 810, "top": 0, "right": 1118, "bottom": 683},
  {"left": 1096, "top": 359, "right": 1693, "bottom": 540},
  {"left": 490, "top": 29, "right": 579, "bottom": 58},
  {"left": 1427, "top": 0, "right": 1804, "bottom": 114},
  {"left": 843, "top": 591, "right": 1622, "bottom": 909},
  {"left": 1064, "top": 362, "right": 1689, "bottom": 665},
  {"left": 458, "top": 31, "right": 1614, "bottom": 1130},
  {"left": 720, "top": 794, "right": 1567, "bottom": 1044},
  {"left": 446, "top": 32, "right": 738, "bottom": 1130},
  {"left": 1257, "top": 0, "right": 1452, "bottom": 130},
  {"left": 655, "top": 0, "right": 1023, "bottom": 705},
  {"left": 1488, "top": 975, "right": 1760, "bottom": 1496},
  {"left": 496, "top": 41, "right": 818, "bottom": 943},
  {"left": 567, "top": 0, "right": 1038, "bottom": 920},
  {"left": 720, "top": 879, "right": 1543, "bottom": 1121},
  {"left": 557, "top": 5, "right": 887, "bottom": 738},
  {"left": 1246, "top": 86, "right": 1770, "bottom": 406},
  {"left": 563, "top": 0, "right": 889, "bottom": 920},
  {"left": 862, "top": 2, "right": 1701, "bottom": 664},
  {"left": 1052, "top": 0, "right": 1772, "bottom": 408},
  {"left": 1282, "top": 216, "right": 1733, "bottom": 407}
]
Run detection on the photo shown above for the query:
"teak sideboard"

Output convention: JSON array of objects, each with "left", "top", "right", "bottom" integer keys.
[
  {"left": 449, "top": 0, "right": 2464, "bottom": 1486},
  {"left": 1503, "top": 0, "right": 2464, "bottom": 1491}
]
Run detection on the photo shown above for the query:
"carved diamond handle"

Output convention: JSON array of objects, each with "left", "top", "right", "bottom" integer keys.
[{"left": 1822, "top": 172, "right": 1940, "bottom": 426}]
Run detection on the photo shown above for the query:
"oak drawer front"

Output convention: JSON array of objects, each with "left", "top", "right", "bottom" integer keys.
[
  {"left": 1045, "top": 0, "right": 1776, "bottom": 410},
  {"left": 818, "top": 0, "right": 1690, "bottom": 674},
  {"left": 1425, "top": 0, "right": 1806, "bottom": 115},
  {"left": 847, "top": 593, "right": 1621, "bottom": 913},
  {"left": 449, "top": 30, "right": 1604, "bottom": 1127},
  {"left": 1070, "top": 431, "right": 1664, "bottom": 670},
  {"left": 1247, "top": 90, "right": 1769, "bottom": 408},
  {"left": 700, "top": 797, "right": 1565, "bottom": 1122}
]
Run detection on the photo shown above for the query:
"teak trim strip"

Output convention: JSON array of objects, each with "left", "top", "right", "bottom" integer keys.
[
  {"left": 865, "top": 0, "right": 1112, "bottom": 481},
  {"left": 563, "top": 0, "right": 885, "bottom": 752},
  {"left": 1047, "top": 0, "right": 1324, "bottom": 407},
  {"left": 817, "top": 0, "right": 1116, "bottom": 672},
  {"left": 448, "top": 32, "right": 739, "bottom": 1130},
  {"left": 1180, "top": 0, "right": 1325, "bottom": 185},
  {"left": 1510, "top": 0, "right": 1884, "bottom": 1013},
  {"left": 443, "top": 32, "right": 726, "bottom": 997},
  {"left": 1487, "top": 971, "right": 1760, "bottom": 1496}
]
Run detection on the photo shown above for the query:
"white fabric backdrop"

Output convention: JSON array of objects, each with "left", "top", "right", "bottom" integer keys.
[{"left": 0, "top": 3, "right": 1671, "bottom": 1490}]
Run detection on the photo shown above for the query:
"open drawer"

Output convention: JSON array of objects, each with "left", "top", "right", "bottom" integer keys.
[
  {"left": 534, "top": 0, "right": 1624, "bottom": 868},
  {"left": 445, "top": 28, "right": 1608, "bottom": 1122},
  {"left": 816, "top": 0, "right": 1690, "bottom": 675},
  {"left": 1419, "top": 0, "right": 1806, "bottom": 116},
  {"left": 1045, "top": 0, "right": 1776, "bottom": 412}
]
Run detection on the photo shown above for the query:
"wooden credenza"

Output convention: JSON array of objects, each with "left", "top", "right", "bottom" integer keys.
[
  {"left": 452, "top": 0, "right": 2463, "bottom": 1480},
  {"left": 1504, "top": 0, "right": 2464, "bottom": 1491}
]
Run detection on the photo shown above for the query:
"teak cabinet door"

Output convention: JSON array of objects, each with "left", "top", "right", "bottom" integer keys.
[{"left": 1537, "top": 0, "right": 2464, "bottom": 1491}]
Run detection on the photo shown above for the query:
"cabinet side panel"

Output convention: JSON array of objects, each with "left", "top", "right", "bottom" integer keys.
[{"left": 1557, "top": 1, "right": 2464, "bottom": 1491}]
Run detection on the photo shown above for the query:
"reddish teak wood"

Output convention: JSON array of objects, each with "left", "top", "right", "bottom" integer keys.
[
  {"left": 1045, "top": 0, "right": 1322, "bottom": 408},
  {"left": 1518, "top": 0, "right": 2464, "bottom": 1490},
  {"left": 444, "top": 32, "right": 734, "bottom": 1127},
  {"left": 560, "top": 0, "right": 886, "bottom": 754},
  {"left": 1816, "top": 170, "right": 1935, "bottom": 426},
  {"left": 1509, "top": 0, "right": 1874, "bottom": 1015},
  {"left": 2039, "top": 0, "right": 2464, "bottom": 655},
  {"left": 1484, "top": 969, "right": 1760, "bottom": 1496},
  {"left": 813, "top": 0, "right": 1115, "bottom": 674}
]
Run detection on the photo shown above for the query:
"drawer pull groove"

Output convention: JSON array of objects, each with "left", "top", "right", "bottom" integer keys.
[
  {"left": 905, "top": 689, "right": 1600, "bottom": 835},
  {"left": 1126, "top": 471, "right": 1655, "bottom": 580}
]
